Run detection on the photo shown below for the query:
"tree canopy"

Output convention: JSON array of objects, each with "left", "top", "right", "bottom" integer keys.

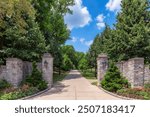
[
  {"left": 89, "top": 0, "right": 150, "bottom": 65},
  {"left": 0, "top": 0, "right": 74, "bottom": 69},
  {"left": 0, "top": 0, "right": 45, "bottom": 63}
]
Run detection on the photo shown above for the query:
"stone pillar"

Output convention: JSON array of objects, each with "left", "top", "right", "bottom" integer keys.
[
  {"left": 6, "top": 58, "right": 23, "bottom": 87},
  {"left": 128, "top": 58, "right": 144, "bottom": 88},
  {"left": 97, "top": 54, "right": 108, "bottom": 85},
  {"left": 42, "top": 53, "right": 53, "bottom": 88}
]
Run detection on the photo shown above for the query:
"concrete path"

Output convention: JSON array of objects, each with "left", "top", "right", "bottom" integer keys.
[{"left": 31, "top": 70, "right": 121, "bottom": 100}]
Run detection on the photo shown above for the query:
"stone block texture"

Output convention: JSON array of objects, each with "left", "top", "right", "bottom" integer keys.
[
  {"left": 132, "top": 58, "right": 144, "bottom": 87},
  {"left": 23, "top": 62, "right": 32, "bottom": 79},
  {"left": 23, "top": 62, "right": 42, "bottom": 79},
  {"left": 0, "top": 53, "right": 53, "bottom": 88},
  {"left": 144, "top": 66, "right": 150, "bottom": 84},
  {"left": 6, "top": 58, "right": 23, "bottom": 87},
  {"left": 42, "top": 53, "right": 53, "bottom": 88},
  {"left": 97, "top": 54, "right": 108, "bottom": 85},
  {"left": 0, "top": 66, "right": 7, "bottom": 80},
  {"left": 97, "top": 55, "right": 149, "bottom": 88},
  {"left": 117, "top": 58, "right": 145, "bottom": 87}
]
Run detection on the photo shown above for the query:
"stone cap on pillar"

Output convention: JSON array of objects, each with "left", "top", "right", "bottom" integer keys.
[
  {"left": 97, "top": 54, "right": 108, "bottom": 60},
  {"left": 6, "top": 58, "right": 22, "bottom": 62},
  {"left": 128, "top": 57, "right": 144, "bottom": 62},
  {"left": 42, "top": 53, "right": 53, "bottom": 58}
]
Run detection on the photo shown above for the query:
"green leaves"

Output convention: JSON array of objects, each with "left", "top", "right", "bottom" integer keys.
[
  {"left": 89, "top": 0, "right": 150, "bottom": 63},
  {"left": 115, "top": 0, "right": 150, "bottom": 61},
  {"left": 0, "top": 0, "right": 46, "bottom": 62},
  {"left": 61, "top": 45, "right": 77, "bottom": 71},
  {"left": 31, "top": 0, "right": 73, "bottom": 69},
  {"left": 101, "top": 63, "right": 129, "bottom": 92},
  {"left": 24, "top": 62, "right": 48, "bottom": 91}
]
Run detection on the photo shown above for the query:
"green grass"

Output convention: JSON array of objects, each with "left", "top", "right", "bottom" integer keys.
[
  {"left": 91, "top": 81, "right": 98, "bottom": 86},
  {"left": 53, "top": 71, "right": 68, "bottom": 83},
  {"left": 80, "top": 69, "right": 96, "bottom": 79}
]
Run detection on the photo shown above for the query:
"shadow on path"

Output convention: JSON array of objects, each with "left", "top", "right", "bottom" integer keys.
[{"left": 31, "top": 70, "right": 121, "bottom": 100}]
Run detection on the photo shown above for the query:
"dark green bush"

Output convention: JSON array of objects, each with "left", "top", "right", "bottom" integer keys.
[
  {"left": 37, "top": 80, "right": 48, "bottom": 91},
  {"left": 101, "top": 62, "right": 129, "bottom": 92},
  {"left": 24, "top": 62, "right": 48, "bottom": 90},
  {"left": 0, "top": 79, "right": 11, "bottom": 90}
]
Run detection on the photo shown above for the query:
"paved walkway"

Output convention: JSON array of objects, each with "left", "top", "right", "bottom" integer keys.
[{"left": 31, "top": 70, "right": 121, "bottom": 100}]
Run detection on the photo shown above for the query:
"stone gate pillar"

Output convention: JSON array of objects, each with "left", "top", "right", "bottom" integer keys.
[
  {"left": 42, "top": 53, "right": 53, "bottom": 88},
  {"left": 97, "top": 54, "right": 108, "bottom": 85},
  {"left": 6, "top": 58, "right": 23, "bottom": 87},
  {"left": 128, "top": 58, "right": 144, "bottom": 88}
]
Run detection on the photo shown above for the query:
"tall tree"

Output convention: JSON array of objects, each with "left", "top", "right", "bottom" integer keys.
[
  {"left": 115, "top": 0, "right": 150, "bottom": 61},
  {"left": 31, "top": 0, "right": 73, "bottom": 49},
  {"left": 31, "top": 0, "right": 74, "bottom": 69},
  {"left": 61, "top": 45, "right": 77, "bottom": 68},
  {"left": 0, "top": 0, "right": 45, "bottom": 64},
  {"left": 89, "top": 0, "right": 150, "bottom": 63},
  {"left": 78, "top": 55, "right": 88, "bottom": 71}
]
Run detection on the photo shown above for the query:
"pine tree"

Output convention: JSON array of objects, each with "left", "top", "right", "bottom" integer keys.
[
  {"left": 115, "top": 0, "right": 150, "bottom": 61},
  {"left": 101, "top": 63, "right": 129, "bottom": 92}
]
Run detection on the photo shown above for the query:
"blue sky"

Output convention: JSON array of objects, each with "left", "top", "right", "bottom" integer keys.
[{"left": 64, "top": 0, "right": 122, "bottom": 53}]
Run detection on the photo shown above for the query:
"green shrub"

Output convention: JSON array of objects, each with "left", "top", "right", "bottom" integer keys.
[
  {"left": 81, "top": 69, "right": 96, "bottom": 79},
  {"left": 0, "top": 79, "right": 11, "bottom": 90},
  {"left": 101, "top": 62, "right": 129, "bottom": 92},
  {"left": 0, "top": 87, "right": 38, "bottom": 100},
  {"left": 37, "top": 80, "right": 48, "bottom": 91},
  {"left": 144, "top": 83, "right": 150, "bottom": 89},
  {"left": 24, "top": 62, "right": 48, "bottom": 90}
]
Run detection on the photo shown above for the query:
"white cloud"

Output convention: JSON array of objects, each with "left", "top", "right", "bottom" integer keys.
[
  {"left": 85, "top": 40, "right": 93, "bottom": 46},
  {"left": 97, "top": 14, "right": 105, "bottom": 22},
  {"left": 96, "top": 14, "right": 105, "bottom": 30},
  {"left": 80, "top": 38, "right": 85, "bottom": 43},
  {"left": 64, "top": 0, "right": 92, "bottom": 30},
  {"left": 70, "top": 36, "right": 93, "bottom": 47},
  {"left": 71, "top": 37, "right": 77, "bottom": 43},
  {"left": 97, "top": 23, "right": 105, "bottom": 29},
  {"left": 106, "top": 0, "right": 122, "bottom": 12}
]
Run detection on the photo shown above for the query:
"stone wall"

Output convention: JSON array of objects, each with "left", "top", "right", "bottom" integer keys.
[
  {"left": 0, "top": 53, "right": 53, "bottom": 88},
  {"left": 144, "top": 66, "right": 150, "bottom": 84},
  {"left": 6, "top": 58, "right": 23, "bottom": 87},
  {"left": 0, "top": 66, "right": 7, "bottom": 80},
  {"left": 23, "top": 62, "right": 42, "bottom": 79},
  {"left": 97, "top": 54, "right": 150, "bottom": 88}
]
